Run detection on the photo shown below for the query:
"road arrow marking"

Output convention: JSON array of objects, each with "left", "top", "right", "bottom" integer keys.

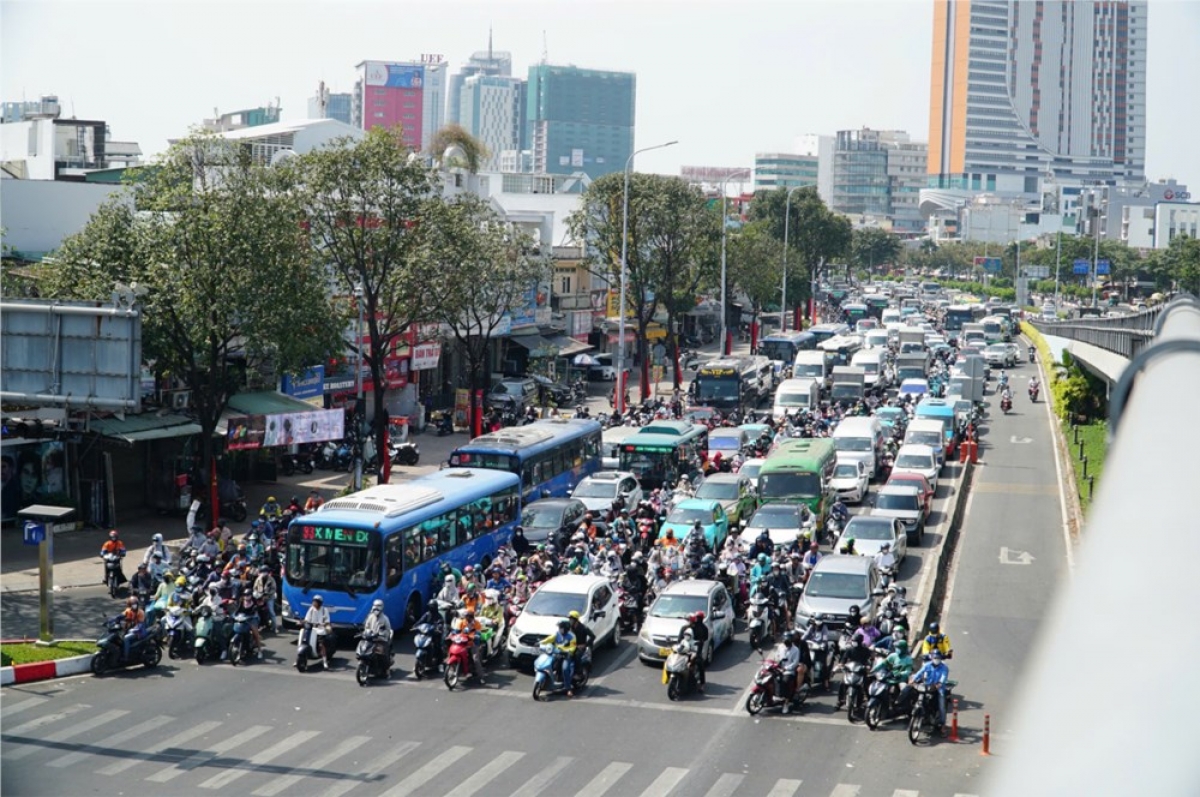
[
  {"left": 1010, "top": 436, "right": 1033, "bottom": 444},
  {"left": 999, "top": 546, "right": 1035, "bottom": 565}
]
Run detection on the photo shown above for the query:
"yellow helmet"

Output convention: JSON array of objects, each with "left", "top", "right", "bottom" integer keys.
[{"left": 175, "top": 576, "right": 187, "bottom": 587}]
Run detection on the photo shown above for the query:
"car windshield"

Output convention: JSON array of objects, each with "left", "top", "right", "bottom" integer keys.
[
  {"left": 986, "top": 345, "right": 1007, "bottom": 354},
  {"left": 651, "top": 594, "right": 709, "bottom": 619},
  {"left": 776, "top": 391, "right": 810, "bottom": 407},
  {"left": 876, "top": 493, "right": 919, "bottom": 511},
  {"left": 907, "top": 432, "right": 941, "bottom": 448},
  {"left": 749, "top": 506, "right": 801, "bottom": 526},
  {"left": 708, "top": 436, "right": 741, "bottom": 450},
  {"left": 523, "top": 590, "right": 588, "bottom": 617},
  {"left": 834, "top": 437, "right": 872, "bottom": 452},
  {"left": 740, "top": 463, "right": 762, "bottom": 479},
  {"left": 833, "top": 464, "right": 860, "bottom": 479},
  {"left": 845, "top": 519, "right": 894, "bottom": 540},
  {"left": 696, "top": 481, "right": 739, "bottom": 501},
  {"left": 805, "top": 572, "right": 868, "bottom": 600},
  {"left": 521, "top": 506, "right": 564, "bottom": 529},
  {"left": 896, "top": 454, "right": 933, "bottom": 469},
  {"left": 666, "top": 508, "right": 713, "bottom": 525},
  {"left": 573, "top": 481, "right": 617, "bottom": 499}
]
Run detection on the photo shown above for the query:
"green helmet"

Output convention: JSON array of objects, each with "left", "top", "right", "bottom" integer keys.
[{"left": 896, "top": 639, "right": 909, "bottom": 652}]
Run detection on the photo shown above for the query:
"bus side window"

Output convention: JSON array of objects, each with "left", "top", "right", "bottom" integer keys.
[
  {"left": 402, "top": 527, "right": 422, "bottom": 569},
  {"left": 386, "top": 533, "right": 405, "bottom": 588},
  {"left": 522, "top": 464, "right": 536, "bottom": 493},
  {"left": 584, "top": 433, "right": 600, "bottom": 459}
]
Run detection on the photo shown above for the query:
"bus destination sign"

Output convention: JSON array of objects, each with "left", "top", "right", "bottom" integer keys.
[{"left": 300, "top": 526, "right": 372, "bottom": 546}]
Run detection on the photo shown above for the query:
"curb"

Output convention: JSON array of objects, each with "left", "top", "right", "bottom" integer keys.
[
  {"left": 1, "top": 651, "right": 93, "bottom": 686},
  {"left": 916, "top": 458, "right": 976, "bottom": 635}
]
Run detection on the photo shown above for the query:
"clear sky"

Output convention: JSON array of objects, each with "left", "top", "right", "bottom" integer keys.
[{"left": 3, "top": 0, "right": 1198, "bottom": 188}]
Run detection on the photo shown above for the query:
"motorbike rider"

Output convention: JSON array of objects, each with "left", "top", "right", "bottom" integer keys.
[
  {"left": 540, "top": 618, "right": 578, "bottom": 696},
  {"left": 874, "top": 542, "right": 897, "bottom": 576},
  {"left": 285, "top": 495, "right": 303, "bottom": 516},
  {"left": 776, "top": 631, "right": 805, "bottom": 714},
  {"left": 802, "top": 541, "right": 822, "bottom": 574},
  {"left": 600, "top": 550, "right": 624, "bottom": 580},
  {"left": 142, "top": 533, "right": 172, "bottom": 566},
  {"left": 801, "top": 616, "right": 834, "bottom": 689},
  {"left": 611, "top": 509, "right": 634, "bottom": 539},
  {"left": 223, "top": 544, "right": 253, "bottom": 577},
  {"left": 479, "top": 589, "right": 505, "bottom": 635},
  {"left": 244, "top": 525, "right": 266, "bottom": 562},
  {"left": 363, "top": 599, "right": 394, "bottom": 665},
  {"left": 872, "top": 637, "right": 915, "bottom": 683},
  {"left": 830, "top": 498, "right": 850, "bottom": 529},
  {"left": 301, "top": 595, "right": 333, "bottom": 665},
  {"left": 903, "top": 650, "right": 951, "bottom": 732},
  {"left": 681, "top": 611, "right": 709, "bottom": 691},
  {"left": 147, "top": 552, "right": 171, "bottom": 586},
  {"left": 304, "top": 490, "right": 324, "bottom": 513},
  {"left": 197, "top": 531, "right": 221, "bottom": 562},
  {"left": 566, "top": 546, "right": 592, "bottom": 575},
  {"left": 510, "top": 525, "right": 531, "bottom": 557},
  {"left": 415, "top": 599, "right": 446, "bottom": 657},
  {"left": 916, "top": 621, "right": 953, "bottom": 660},
  {"left": 253, "top": 566, "right": 278, "bottom": 632},
  {"left": 235, "top": 590, "right": 263, "bottom": 656},
  {"left": 1028, "top": 345, "right": 1036, "bottom": 363},
  {"left": 764, "top": 563, "right": 792, "bottom": 627},
  {"left": 100, "top": 530, "right": 127, "bottom": 585},
  {"left": 129, "top": 562, "right": 155, "bottom": 602},
  {"left": 839, "top": 535, "right": 858, "bottom": 556},
  {"left": 485, "top": 565, "right": 511, "bottom": 595},
  {"left": 749, "top": 553, "right": 773, "bottom": 593},
  {"left": 460, "top": 582, "right": 484, "bottom": 615},
  {"left": 452, "top": 608, "right": 487, "bottom": 682},
  {"left": 750, "top": 529, "right": 775, "bottom": 559},
  {"left": 696, "top": 552, "right": 718, "bottom": 581},
  {"left": 852, "top": 615, "right": 882, "bottom": 648},
  {"left": 1028, "top": 376, "right": 1041, "bottom": 398},
  {"left": 460, "top": 564, "right": 483, "bottom": 593},
  {"left": 121, "top": 597, "right": 146, "bottom": 661},
  {"left": 259, "top": 495, "right": 283, "bottom": 519},
  {"left": 836, "top": 634, "right": 874, "bottom": 710}
]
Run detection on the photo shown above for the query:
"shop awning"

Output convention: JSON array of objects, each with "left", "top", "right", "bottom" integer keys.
[
  {"left": 227, "top": 391, "right": 319, "bottom": 415},
  {"left": 547, "top": 335, "right": 593, "bottom": 357},
  {"left": 508, "top": 335, "right": 557, "bottom": 356},
  {"left": 91, "top": 414, "right": 202, "bottom": 443}
]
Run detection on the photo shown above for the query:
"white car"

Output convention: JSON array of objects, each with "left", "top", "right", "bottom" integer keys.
[
  {"left": 506, "top": 575, "right": 618, "bottom": 668},
  {"left": 737, "top": 458, "right": 766, "bottom": 491},
  {"left": 589, "top": 353, "right": 631, "bottom": 382},
  {"left": 892, "top": 443, "right": 940, "bottom": 492},
  {"left": 737, "top": 502, "right": 815, "bottom": 551},
  {"left": 983, "top": 343, "right": 1017, "bottom": 368},
  {"left": 831, "top": 458, "right": 869, "bottom": 504},
  {"left": 571, "top": 471, "right": 643, "bottom": 514}
]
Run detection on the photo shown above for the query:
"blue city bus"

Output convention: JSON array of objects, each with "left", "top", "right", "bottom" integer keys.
[
  {"left": 448, "top": 418, "right": 603, "bottom": 502},
  {"left": 758, "top": 331, "right": 817, "bottom": 376},
  {"left": 282, "top": 468, "right": 521, "bottom": 631},
  {"left": 808, "top": 323, "right": 850, "bottom": 345}
]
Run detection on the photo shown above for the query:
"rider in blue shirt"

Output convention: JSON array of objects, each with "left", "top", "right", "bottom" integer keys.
[{"left": 904, "top": 651, "right": 951, "bottom": 730}]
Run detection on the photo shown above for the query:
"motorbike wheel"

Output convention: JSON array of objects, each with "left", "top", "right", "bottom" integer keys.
[
  {"left": 143, "top": 645, "right": 162, "bottom": 669},
  {"left": 356, "top": 662, "right": 370, "bottom": 687},
  {"left": 195, "top": 646, "right": 207, "bottom": 665},
  {"left": 229, "top": 638, "right": 244, "bottom": 666},
  {"left": 414, "top": 658, "right": 426, "bottom": 680},
  {"left": 231, "top": 504, "right": 248, "bottom": 523},
  {"left": 865, "top": 701, "right": 883, "bottom": 730},
  {"left": 300, "top": 460, "right": 314, "bottom": 474},
  {"left": 90, "top": 651, "right": 108, "bottom": 677},
  {"left": 746, "top": 691, "right": 766, "bottom": 716},
  {"left": 573, "top": 662, "right": 591, "bottom": 690},
  {"left": 281, "top": 460, "right": 296, "bottom": 477},
  {"left": 749, "top": 628, "right": 761, "bottom": 650},
  {"left": 847, "top": 688, "right": 865, "bottom": 723},
  {"left": 444, "top": 661, "right": 461, "bottom": 690},
  {"left": 667, "top": 675, "right": 682, "bottom": 702},
  {"left": 532, "top": 678, "right": 546, "bottom": 702},
  {"left": 908, "top": 707, "right": 928, "bottom": 746},
  {"left": 108, "top": 574, "right": 119, "bottom": 599},
  {"left": 296, "top": 653, "right": 308, "bottom": 673}
]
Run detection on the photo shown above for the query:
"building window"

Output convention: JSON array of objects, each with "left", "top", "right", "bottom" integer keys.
[{"left": 560, "top": 275, "right": 572, "bottom": 294}]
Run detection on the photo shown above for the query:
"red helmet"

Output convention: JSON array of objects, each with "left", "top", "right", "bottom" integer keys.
[
  {"left": 109, "top": 530, "right": 119, "bottom": 539},
  {"left": 690, "top": 611, "right": 706, "bottom": 623}
]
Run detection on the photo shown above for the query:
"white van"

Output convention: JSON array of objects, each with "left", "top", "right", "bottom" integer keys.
[
  {"left": 601, "top": 426, "right": 641, "bottom": 470},
  {"left": 881, "top": 309, "right": 902, "bottom": 326},
  {"left": 792, "top": 350, "right": 829, "bottom": 387},
  {"left": 850, "top": 349, "right": 888, "bottom": 390},
  {"left": 772, "top": 378, "right": 821, "bottom": 420},
  {"left": 831, "top": 415, "right": 885, "bottom": 478},
  {"left": 903, "top": 418, "right": 948, "bottom": 467},
  {"left": 863, "top": 330, "right": 890, "bottom": 351}
]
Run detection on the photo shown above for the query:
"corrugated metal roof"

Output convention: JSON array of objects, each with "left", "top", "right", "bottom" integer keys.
[
  {"left": 90, "top": 413, "right": 201, "bottom": 443},
  {"left": 226, "top": 391, "right": 318, "bottom": 415}
]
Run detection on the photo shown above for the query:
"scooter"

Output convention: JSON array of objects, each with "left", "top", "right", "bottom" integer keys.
[
  {"left": 443, "top": 631, "right": 477, "bottom": 690},
  {"left": 91, "top": 616, "right": 162, "bottom": 676},
  {"left": 908, "top": 680, "right": 958, "bottom": 745},
  {"left": 531, "top": 643, "right": 591, "bottom": 701},
  {"left": 1029, "top": 383, "right": 1040, "bottom": 402},
  {"left": 102, "top": 552, "right": 126, "bottom": 598},
  {"left": 163, "top": 606, "right": 193, "bottom": 660},
  {"left": 842, "top": 660, "right": 870, "bottom": 722},
  {"left": 662, "top": 637, "right": 700, "bottom": 701},
  {"left": 412, "top": 621, "right": 443, "bottom": 680},
  {"left": 478, "top": 615, "right": 507, "bottom": 663},
  {"left": 617, "top": 589, "right": 641, "bottom": 634},
  {"left": 354, "top": 629, "right": 394, "bottom": 686},
  {"left": 389, "top": 440, "right": 420, "bottom": 466},
  {"left": 1000, "top": 393, "right": 1013, "bottom": 414},
  {"left": 296, "top": 621, "right": 334, "bottom": 672},
  {"left": 193, "top": 607, "right": 222, "bottom": 664},
  {"left": 865, "top": 672, "right": 905, "bottom": 730},
  {"left": 808, "top": 638, "right": 834, "bottom": 689},
  {"left": 228, "top": 611, "right": 259, "bottom": 665},
  {"left": 747, "top": 592, "right": 774, "bottom": 650},
  {"left": 432, "top": 412, "right": 455, "bottom": 437},
  {"left": 745, "top": 651, "right": 808, "bottom": 715}
]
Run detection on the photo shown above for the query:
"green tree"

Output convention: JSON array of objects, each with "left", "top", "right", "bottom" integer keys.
[
  {"left": 748, "top": 187, "right": 852, "bottom": 314},
  {"left": 1155, "top": 234, "right": 1200, "bottom": 295},
  {"left": 727, "top": 221, "right": 784, "bottom": 329},
  {"left": 46, "top": 134, "right": 343, "bottom": 489},
  {"left": 292, "top": 127, "right": 442, "bottom": 481},
  {"left": 428, "top": 125, "right": 489, "bottom": 173},
  {"left": 851, "top": 227, "right": 902, "bottom": 274}
]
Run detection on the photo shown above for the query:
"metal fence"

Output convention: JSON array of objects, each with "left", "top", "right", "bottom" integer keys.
[{"left": 1031, "top": 305, "right": 1162, "bottom": 360}]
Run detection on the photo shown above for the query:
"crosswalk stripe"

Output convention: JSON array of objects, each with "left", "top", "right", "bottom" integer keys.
[
  {"left": 197, "top": 730, "right": 320, "bottom": 790},
  {"left": 3, "top": 703, "right": 90, "bottom": 737},
  {"left": 318, "top": 741, "right": 421, "bottom": 797},
  {"left": 98, "top": 720, "right": 222, "bottom": 776},
  {"left": 48, "top": 715, "right": 174, "bottom": 769},
  {"left": 252, "top": 735, "right": 371, "bottom": 797},
  {"left": 442, "top": 750, "right": 525, "bottom": 797},
  {"left": 5, "top": 708, "right": 129, "bottom": 761},
  {"left": 507, "top": 755, "right": 574, "bottom": 797},
  {"left": 829, "top": 786, "right": 861, "bottom": 797},
  {"left": 145, "top": 724, "right": 271, "bottom": 783},
  {"left": 379, "top": 745, "right": 472, "bottom": 797},
  {"left": 639, "top": 767, "right": 689, "bottom": 797},
  {"left": 766, "top": 779, "right": 803, "bottom": 797},
  {"left": 0, "top": 696, "right": 50, "bottom": 718},
  {"left": 703, "top": 773, "right": 745, "bottom": 797},
  {"left": 576, "top": 762, "right": 633, "bottom": 797},
  {"left": 953, "top": 794, "right": 981, "bottom": 797},
  {"left": 893, "top": 791, "right": 921, "bottom": 797}
]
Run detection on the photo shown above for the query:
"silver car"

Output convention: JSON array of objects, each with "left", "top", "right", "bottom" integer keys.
[
  {"left": 637, "top": 580, "right": 735, "bottom": 664},
  {"left": 871, "top": 484, "right": 926, "bottom": 546},
  {"left": 838, "top": 515, "right": 907, "bottom": 563}
]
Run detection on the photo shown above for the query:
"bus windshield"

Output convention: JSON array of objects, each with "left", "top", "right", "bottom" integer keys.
[
  {"left": 760, "top": 340, "right": 797, "bottom": 363},
  {"left": 759, "top": 472, "right": 821, "bottom": 500},
  {"left": 286, "top": 524, "right": 382, "bottom": 592},
  {"left": 696, "top": 377, "right": 740, "bottom": 401}
]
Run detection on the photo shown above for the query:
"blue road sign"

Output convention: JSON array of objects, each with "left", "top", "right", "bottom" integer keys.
[
  {"left": 982, "top": 257, "right": 1002, "bottom": 272},
  {"left": 1073, "top": 259, "right": 1090, "bottom": 275},
  {"left": 23, "top": 521, "right": 46, "bottom": 546},
  {"left": 1096, "top": 259, "right": 1111, "bottom": 275}
]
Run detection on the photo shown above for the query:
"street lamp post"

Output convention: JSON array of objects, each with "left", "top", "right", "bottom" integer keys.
[
  {"left": 619, "top": 140, "right": 678, "bottom": 414},
  {"left": 720, "top": 168, "right": 751, "bottom": 356},
  {"left": 354, "top": 283, "right": 365, "bottom": 492},
  {"left": 781, "top": 185, "right": 803, "bottom": 331},
  {"left": 1054, "top": 227, "right": 1062, "bottom": 311}
]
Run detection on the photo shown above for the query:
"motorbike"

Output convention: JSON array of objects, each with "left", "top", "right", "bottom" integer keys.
[
  {"left": 412, "top": 621, "right": 443, "bottom": 680},
  {"left": 193, "top": 607, "right": 222, "bottom": 664},
  {"left": 354, "top": 629, "right": 394, "bottom": 686},
  {"left": 163, "top": 606, "right": 193, "bottom": 660},
  {"left": 531, "top": 643, "right": 591, "bottom": 701},
  {"left": 279, "top": 451, "right": 315, "bottom": 476},
  {"left": 296, "top": 621, "right": 334, "bottom": 672},
  {"left": 389, "top": 440, "right": 420, "bottom": 466},
  {"left": 1029, "top": 383, "right": 1040, "bottom": 403},
  {"left": 443, "top": 631, "right": 478, "bottom": 690},
  {"left": 317, "top": 440, "right": 354, "bottom": 471},
  {"left": 662, "top": 637, "right": 700, "bottom": 701},
  {"left": 841, "top": 660, "right": 869, "bottom": 722},
  {"left": 478, "top": 616, "right": 507, "bottom": 663},
  {"left": 432, "top": 411, "right": 455, "bottom": 437},
  {"left": 865, "top": 672, "right": 905, "bottom": 730},
  {"left": 745, "top": 651, "right": 808, "bottom": 715},
  {"left": 808, "top": 639, "right": 834, "bottom": 689},
  {"left": 747, "top": 592, "right": 776, "bottom": 650},
  {"left": 102, "top": 552, "right": 126, "bottom": 598},
  {"left": 908, "top": 680, "right": 957, "bottom": 745},
  {"left": 91, "top": 616, "right": 161, "bottom": 676},
  {"left": 228, "top": 611, "right": 259, "bottom": 665},
  {"left": 617, "top": 589, "right": 641, "bottom": 634},
  {"left": 1000, "top": 393, "right": 1013, "bottom": 414}
]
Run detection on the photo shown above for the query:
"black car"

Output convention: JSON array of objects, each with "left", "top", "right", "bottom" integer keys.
[
  {"left": 486, "top": 378, "right": 539, "bottom": 414},
  {"left": 520, "top": 498, "right": 607, "bottom": 550},
  {"left": 529, "top": 374, "right": 572, "bottom": 406}
]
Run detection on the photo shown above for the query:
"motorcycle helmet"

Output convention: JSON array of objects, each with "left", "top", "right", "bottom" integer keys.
[
  {"left": 516, "top": 573, "right": 527, "bottom": 581},
  {"left": 682, "top": 627, "right": 695, "bottom": 639},
  {"left": 812, "top": 615, "right": 825, "bottom": 628},
  {"left": 895, "top": 639, "right": 909, "bottom": 653},
  {"left": 444, "top": 574, "right": 456, "bottom": 586},
  {"left": 371, "top": 599, "right": 384, "bottom": 613},
  {"left": 928, "top": 621, "right": 939, "bottom": 633},
  {"left": 928, "top": 651, "right": 943, "bottom": 663},
  {"left": 127, "top": 597, "right": 139, "bottom": 608},
  {"left": 137, "top": 562, "right": 148, "bottom": 570},
  {"left": 691, "top": 611, "right": 706, "bottom": 623},
  {"left": 466, "top": 583, "right": 478, "bottom": 594},
  {"left": 464, "top": 565, "right": 475, "bottom": 574},
  {"left": 153, "top": 533, "right": 163, "bottom": 543},
  {"left": 557, "top": 619, "right": 571, "bottom": 630},
  {"left": 267, "top": 496, "right": 277, "bottom": 503},
  {"left": 859, "top": 617, "right": 870, "bottom": 626},
  {"left": 484, "top": 589, "right": 500, "bottom": 603},
  {"left": 702, "top": 553, "right": 715, "bottom": 564},
  {"left": 427, "top": 599, "right": 440, "bottom": 614},
  {"left": 312, "top": 595, "right": 324, "bottom": 604},
  {"left": 291, "top": 496, "right": 299, "bottom": 505},
  {"left": 176, "top": 576, "right": 187, "bottom": 587},
  {"left": 782, "top": 630, "right": 797, "bottom": 645},
  {"left": 109, "top": 530, "right": 119, "bottom": 539},
  {"left": 568, "top": 610, "right": 581, "bottom": 620}
]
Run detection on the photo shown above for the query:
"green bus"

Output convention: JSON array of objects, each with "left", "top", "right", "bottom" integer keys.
[
  {"left": 617, "top": 421, "right": 709, "bottom": 489},
  {"left": 757, "top": 438, "right": 838, "bottom": 529}
]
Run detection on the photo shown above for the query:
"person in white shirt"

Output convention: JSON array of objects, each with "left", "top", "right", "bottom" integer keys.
[
  {"left": 874, "top": 542, "right": 897, "bottom": 575},
  {"left": 143, "top": 533, "right": 171, "bottom": 566}
]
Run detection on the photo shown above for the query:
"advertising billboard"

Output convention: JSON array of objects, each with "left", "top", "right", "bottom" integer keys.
[
  {"left": 1, "top": 441, "right": 67, "bottom": 521},
  {"left": 364, "top": 62, "right": 425, "bottom": 89},
  {"left": 227, "top": 409, "right": 345, "bottom": 451},
  {"left": 281, "top": 366, "right": 325, "bottom": 402}
]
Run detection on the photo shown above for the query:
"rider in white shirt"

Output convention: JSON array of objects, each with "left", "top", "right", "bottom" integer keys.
[{"left": 874, "top": 543, "right": 897, "bottom": 574}]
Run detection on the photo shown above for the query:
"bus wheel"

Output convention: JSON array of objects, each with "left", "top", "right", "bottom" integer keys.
[{"left": 404, "top": 595, "right": 422, "bottom": 631}]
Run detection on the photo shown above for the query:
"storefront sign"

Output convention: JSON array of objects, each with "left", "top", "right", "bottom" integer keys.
[
  {"left": 411, "top": 343, "right": 441, "bottom": 371},
  {"left": 281, "top": 366, "right": 325, "bottom": 401}
]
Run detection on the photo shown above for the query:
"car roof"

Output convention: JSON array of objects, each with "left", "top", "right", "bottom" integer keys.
[
  {"left": 810, "top": 554, "right": 875, "bottom": 575},
  {"left": 672, "top": 498, "right": 722, "bottom": 512},
  {"left": 539, "top": 574, "right": 610, "bottom": 594},
  {"left": 701, "top": 473, "right": 742, "bottom": 484},
  {"left": 897, "top": 444, "right": 936, "bottom": 456},
  {"left": 888, "top": 472, "right": 929, "bottom": 486},
  {"left": 846, "top": 515, "right": 895, "bottom": 527},
  {"left": 583, "top": 471, "right": 633, "bottom": 483},
  {"left": 660, "top": 579, "right": 722, "bottom": 597},
  {"left": 878, "top": 484, "right": 920, "bottom": 496}
]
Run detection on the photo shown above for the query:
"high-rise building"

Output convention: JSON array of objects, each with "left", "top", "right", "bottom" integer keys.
[
  {"left": 199, "top": 102, "right": 281, "bottom": 133},
  {"left": 458, "top": 75, "right": 524, "bottom": 171},
  {"left": 308, "top": 82, "right": 353, "bottom": 126},
  {"left": 927, "top": 0, "right": 1147, "bottom": 193},
  {"left": 832, "top": 129, "right": 892, "bottom": 218},
  {"left": 886, "top": 138, "right": 929, "bottom": 235},
  {"left": 525, "top": 65, "right": 635, "bottom": 179},
  {"left": 753, "top": 153, "right": 819, "bottom": 192},
  {"left": 352, "top": 57, "right": 448, "bottom": 151},
  {"left": 795, "top": 134, "right": 836, "bottom": 205},
  {"left": 447, "top": 31, "right": 513, "bottom": 126}
]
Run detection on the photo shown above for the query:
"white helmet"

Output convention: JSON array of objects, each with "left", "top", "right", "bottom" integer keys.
[
  {"left": 371, "top": 599, "right": 384, "bottom": 613},
  {"left": 152, "top": 533, "right": 163, "bottom": 543}
]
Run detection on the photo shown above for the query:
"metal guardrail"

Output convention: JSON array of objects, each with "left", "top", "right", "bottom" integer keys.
[
  {"left": 990, "top": 295, "right": 1200, "bottom": 796},
  {"left": 1031, "top": 304, "right": 1163, "bottom": 360}
]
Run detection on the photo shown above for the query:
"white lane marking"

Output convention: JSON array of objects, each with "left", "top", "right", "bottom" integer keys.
[
  {"left": 893, "top": 791, "right": 921, "bottom": 797},
  {"left": 998, "top": 547, "right": 1035, "bottom": 565},
  {"left": 318, "top": 741, "right": 420, "bottom": 797},
  {"left": 252, "top": 735, "right": 371, "bottom": 797},
  {"left": 442, "top": 750, "right": 525, "bottom": 797},
  {"left": 198, "top": 730, "right": 320, "bottom": 789},
  {"left": 5, "top": 708, "right": 129, "bottom": 761},
  {"left": 829, "top": 786, "right": 861, "bottom": 797},
  {"left": 1009, "top": 435, "right": 1032, "bottom": 444},
  {"left": 1034, "top": 338, "right": 1076, "bottom": 574},
  {"left": 145, "top": 724, "right": 270, "bottom": 782},
  {"left": 576, "top": 762, "right": 633, "bottom": 797},
  {"left": 48, "top": 714, "right": 173, "bottom": 768},
  {"left": 702, "top": 773, "right": 744, "bottom": 797},
  {"left": 0, "top": 695, "right": 50, "bottom": 718},
  {"left": 639, "top": 767, "right": 689, "bottom": 797},
  {"left": 3, "top": 702, "right": 90, "bottom": 736},
  {"left": 765, "top": 779, "right": 803, "bottom": 797},
  {"left": 507, "top": 755, "right": 574, "bottom": 797},
  {"left": 98, "top": 720, "right": 222, "bottom": 776},
  {"left": 379, "top": 745, "right": 472, "bottom": 797}
]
